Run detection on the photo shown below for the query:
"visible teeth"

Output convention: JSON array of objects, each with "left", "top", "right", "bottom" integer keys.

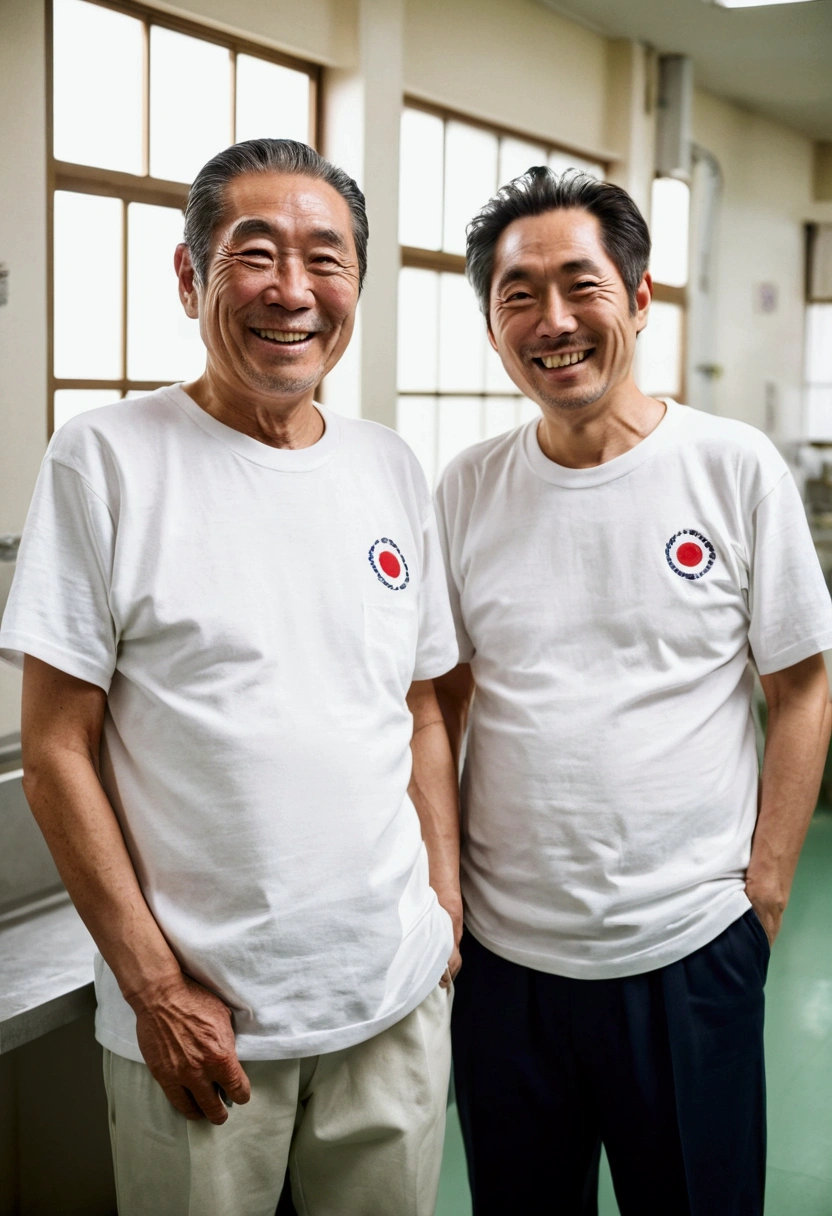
[
  {"left": 253, "top": 329, "right": 310, "bottom": 343},
  {"left": 541, "top": 349, "right": 590, "bottom": 369}
]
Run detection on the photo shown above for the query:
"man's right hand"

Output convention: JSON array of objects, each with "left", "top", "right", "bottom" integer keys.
[{"left": 130, "top": 973, "right": 252, "bottom": 1124}]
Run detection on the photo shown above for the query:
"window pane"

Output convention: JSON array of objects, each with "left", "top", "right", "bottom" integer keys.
[
  {"left": 443, "top": 122, "right": 498, "bottom": 255},
  {"left": 236, "top": 55, "right": 309, "bottom": 144},
  {"left": 636, "top": 301, "right": 684, "bottom": 398},
  {"left": 398, "top": 269, "right": 439, "bottom": 392},
  {"left": 437, "top": 397, "right": 482, "bottom": 478},
  {"left": 806, "top": 304, "right": 832, "bottom": 384},
  {"left": 54, "top": 390, "right": 121, "bottom": 431},
  {"left": 805, "top": 385, "right": 832, "bottom": 441},
  {"left": 54, "top": 192, "right": 123, "bottom": 379},
  {"left": 397, "top": 396, "right": 436, "bottom": 486},
  {"left": 484, "top": 396, "right": 520, "bottom": 439},
  {"left": 519, "top": 398, "right": 540, "bottom": 424},
  {"left": 127, "top": 203, "right": 205, "bottom": 382},
  {"left": 150, "top": 27, "right": 231, "bottom": 183},
  {"left": 549, "top": 150, "right": 603, "bottom": 179},
  {"left": 499, "top": 137, "right": 546, "bottom": 188},
  {"left": 53, "top": 0, "right": 143, "bottom": 174},
  {"left": 485, "top": 342, "right": 516, "bottom": 393},
  {"left": 438, "top": 274, "right": 486, "bottom": 392},
  {"left": 650, "top": 177, "right": 689, "bottom": 288},
  {"left": 399, "top": 109, "right": 444, "bottom": 250}
]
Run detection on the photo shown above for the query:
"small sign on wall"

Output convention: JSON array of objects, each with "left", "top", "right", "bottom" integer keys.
[{"left": 755, "top": 282, "right": 778, "bottom": 314}]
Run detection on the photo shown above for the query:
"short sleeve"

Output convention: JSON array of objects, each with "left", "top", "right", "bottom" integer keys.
[
  {"left": 748, "top": 471, "right": 832, "bottom": 675},
  {"left": 433, "top": 473, "right": 475, "bottom": 664},
  {"left": 412, "top": 504, "right": 459, "bottom": 681},
  {"left": 0, "top": 457, "right": 118, "bottom": 690}
]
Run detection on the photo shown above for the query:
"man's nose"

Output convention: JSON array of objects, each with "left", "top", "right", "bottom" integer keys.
[
  {"left": 261, "top": 257, "right": 314, "bottom": 311},
  {"left": 536, "top": 288, "right": 578, "bottom": 338}
]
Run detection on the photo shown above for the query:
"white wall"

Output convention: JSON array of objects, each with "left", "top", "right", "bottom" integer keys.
[
  {"left": 693, "top": 89, "right": 832, "bottom": 437},
  {"left": 404, "top": 0, "right": 611, "bottom": 160},
  {"left": 0, "top": 0, "right": 49, "bottom": 734}
]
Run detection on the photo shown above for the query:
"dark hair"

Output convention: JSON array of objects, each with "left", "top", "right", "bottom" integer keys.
[
  {"left": 183, "top": 139, "right": 368, "bottom": 290},
  {"left": 466, "top": 167, "right": 650, "bottom": 316}
]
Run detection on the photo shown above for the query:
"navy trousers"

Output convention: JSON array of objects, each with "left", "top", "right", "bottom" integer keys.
[{"left": 452, "top": 911, "right": 769, "bottom": 1216}]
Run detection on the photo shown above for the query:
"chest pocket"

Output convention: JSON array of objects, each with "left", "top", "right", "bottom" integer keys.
[{"left": 363, "top": 598, "right": 420, "bottom": 696}]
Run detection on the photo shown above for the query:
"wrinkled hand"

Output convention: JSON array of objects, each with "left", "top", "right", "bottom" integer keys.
[
  {"left": 745, "top": 879, "right": 786, "bottom": 947},
  {"left": 131, "top": 974, "right": 251, "bottom": 1124},
  {"left": 438, "top": 892, "right": 463, "bottom": 989}
]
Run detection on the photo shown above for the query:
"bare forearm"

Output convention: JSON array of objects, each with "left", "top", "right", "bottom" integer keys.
[
  {"left": 408, "top": 717, "right": 461, "bottom": 902},
  {"left": 23, "top": 750, "right": 181, "bottom": 1006},
  {"left": 434, "top": 663, "right": 474, "bottom": 773},
  {"left": 747, "top": 655, "right": 832, "bottom": 937}
]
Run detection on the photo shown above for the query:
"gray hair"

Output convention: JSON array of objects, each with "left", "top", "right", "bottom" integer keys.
[
  {"left": 466, "top": 167, "right": 651, "bottom": 317},
  {"left": 183, "top": 139, "right": 368, "bottom": 289}
]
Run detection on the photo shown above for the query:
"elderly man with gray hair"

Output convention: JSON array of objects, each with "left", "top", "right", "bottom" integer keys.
[{"left": 0, "top": 140, "right": 462, "bottom": 1216}]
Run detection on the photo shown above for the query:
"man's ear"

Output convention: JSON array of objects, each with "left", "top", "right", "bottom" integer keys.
[
  {"left": 486, "top": 321, "right": 498, "bottom": 352},
  {"left": 175, "top": 243, "right": 199, "bottom": 319},
  {"left": 635, "top": 272, "right": 652, "bottom": 335}
]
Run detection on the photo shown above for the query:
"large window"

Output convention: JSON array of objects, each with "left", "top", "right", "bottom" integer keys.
[
  {"left": 637, "top": 176, "right": 690, "bottom": 401},
  {"left": 49, "top": 0, "right": 318, "bottom": 431},
  {"left": 396, "top": 101, "right": 605, "bottom": 485}
]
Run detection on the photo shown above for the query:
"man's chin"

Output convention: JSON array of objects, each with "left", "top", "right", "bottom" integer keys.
[
  {"left": 534, "top": 381, "right": 610, "bottom": 413},
  {"left": 241, "top": 359, "right": 323, "bottom": 399}
]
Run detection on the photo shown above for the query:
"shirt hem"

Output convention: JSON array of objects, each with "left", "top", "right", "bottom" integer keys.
[
  {"left": 465, "top": 889, "right": 752, "bottom": 980},
  {"left": 754, "top": 634, "right": 832, "bottom": 677},
  {"left": 95, "top": 943, "right": 452, "bottom": 1064},
  {"left": 0, "top": 630, "right": 113, "bottom": 691},
  {"left": 413, "top": 647, "right": 462, "bottom": 681}
]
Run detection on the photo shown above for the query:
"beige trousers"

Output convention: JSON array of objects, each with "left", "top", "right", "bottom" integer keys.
[{"left": 103, "top": 983, "right": 453, "bottom": 1216}]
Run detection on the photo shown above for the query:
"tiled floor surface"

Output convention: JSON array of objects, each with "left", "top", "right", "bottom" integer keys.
[{"left": 436, "top": 809, "right": 832, "bottom": 1215}]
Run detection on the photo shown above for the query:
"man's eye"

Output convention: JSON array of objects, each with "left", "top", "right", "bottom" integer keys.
[
  {"left": 506, "top": 291, "right": 531, "bottom": 301},
  {"left": 312, "top": 254, "right": 338, "bottom": 265},
  {"left": 239, "top": 248, "right": 272, "bottom": 259},
  {"left": 573, "top": 280, "right": 595, "bottom": 290}
]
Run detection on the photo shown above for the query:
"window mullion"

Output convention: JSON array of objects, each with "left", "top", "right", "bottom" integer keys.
[
  {"left": 121, "top": 199, "right": 129, "bottom": 388},
  {"left": 141, "top": 17, "right": 150, "bottom": 176}
]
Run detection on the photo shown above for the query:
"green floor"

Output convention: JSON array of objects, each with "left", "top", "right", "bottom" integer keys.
[{"left": 436, "top": 810, "right": 832, "bottom": 1215}]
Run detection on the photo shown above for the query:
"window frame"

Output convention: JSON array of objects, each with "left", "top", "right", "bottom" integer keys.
[
  {"left": 46, "top": 0, "right": 321, "bottom": 432},
  {"left": 397, "top": 98, "right": 610, "bottom": 481}
]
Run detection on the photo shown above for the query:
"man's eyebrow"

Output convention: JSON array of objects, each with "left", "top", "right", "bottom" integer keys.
[
  {"left": 561, "top": 257, "right": 603, "bottom": 275},
  {"left": 308, "top": 227, "right": 350, "bottom": 253},
  {"left": 494, "top": 264, "right": 535, "bottom": 295},
  {"left": 227, "top": 218, "right": 278, "bottom": 244},
  {"left": 494, "top": 255, "right": 604, "bottom": 295},
  {"left": 226, "top": 218, "right": 350, "bottom": 255}
]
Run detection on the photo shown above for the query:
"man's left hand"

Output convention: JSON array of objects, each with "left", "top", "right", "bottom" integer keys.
[
  {"left": 439, "top": 893, "right": 463, "bottom": 988},
  {"left": 745, "top": 881, "right": 786, "bottom": 947}
]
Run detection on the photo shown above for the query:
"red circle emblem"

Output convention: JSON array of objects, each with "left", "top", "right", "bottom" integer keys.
[
  {"left": 676, "top": 542, "right": 703, "bottom": 568},
  {"left": 378, "top": 550, "right": 401, "bottom": 579}
]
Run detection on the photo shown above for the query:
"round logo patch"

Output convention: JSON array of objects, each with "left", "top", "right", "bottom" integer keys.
[
  {"left": 665, "top": 529, "right": 716, "bottom": 580},
  {"left": 368, "top": 537, "right": 410, "bottom": 591}
]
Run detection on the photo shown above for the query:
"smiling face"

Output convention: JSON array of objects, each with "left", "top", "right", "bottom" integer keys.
[
  {"left": 178, "top": 171, "right": 360, "bottom": 405},
  {"left": 487, "top": 207, "right": 651, "bottom": 415}
]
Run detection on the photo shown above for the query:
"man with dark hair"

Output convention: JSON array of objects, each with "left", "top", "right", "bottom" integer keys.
[
  {"left": 1, "top": 139, "right": 462, "bottom": 1216},
  {"left": 434, "top": 167, "right": 832, "bottom": 1214}
]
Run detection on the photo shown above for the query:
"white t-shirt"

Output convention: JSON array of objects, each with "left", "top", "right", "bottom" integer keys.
[
  {"left": 435, "top": 400, "right": 832, "bottom": 979},
  {"left": 1, "top": 386, "right": 458, "bottom": 1061}
]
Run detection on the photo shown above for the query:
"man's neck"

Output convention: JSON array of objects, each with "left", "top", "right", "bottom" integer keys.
[
  {"left": 181, "top": 371, "right": 324, "bottom": 450},
  {"left": 536, "top": 380, "right": 666, "bottom": 470}
]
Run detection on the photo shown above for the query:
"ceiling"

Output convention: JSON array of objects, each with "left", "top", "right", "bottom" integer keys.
[{"left": 539, "top": 0, "right": 832, "bottom": 141}]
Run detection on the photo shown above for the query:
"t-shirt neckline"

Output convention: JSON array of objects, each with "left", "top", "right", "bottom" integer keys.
[
  {"left": 522, "top": 397, "right": 681, "bottom": 488},
  {"left": 165, "top": 384, "right": 341, "bottom": 471}
]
